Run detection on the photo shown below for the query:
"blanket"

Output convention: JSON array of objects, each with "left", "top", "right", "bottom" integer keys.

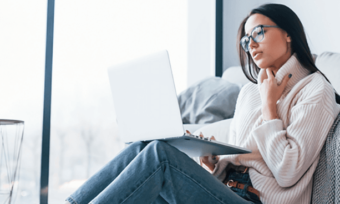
[{"left": 312, "top": 112, "right": 340, "bottom": 203}]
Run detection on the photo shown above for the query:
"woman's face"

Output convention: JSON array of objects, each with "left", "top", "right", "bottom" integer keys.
[{"left": 244, "top": 14, "right": 292, "bottom": 72}]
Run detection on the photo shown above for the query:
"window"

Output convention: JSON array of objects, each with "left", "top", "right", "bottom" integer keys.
[
  {"left": 0, "top": 1, "right": 47, "bottom": 203},
  {"left": 49, "top": 1, "right": 187, "bottom": 203}
]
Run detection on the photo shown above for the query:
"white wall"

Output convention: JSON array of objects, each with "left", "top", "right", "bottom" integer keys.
[
  {"left": 223, "top": 0, "right": 340, "bottom": 70},
  {"left": 187, "top": 0, "right": 216, "bottom": 88}
]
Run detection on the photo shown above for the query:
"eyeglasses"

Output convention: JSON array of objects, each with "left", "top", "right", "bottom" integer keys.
[{"left": 240, "top": 25, "right": 279, "bottom": 52}]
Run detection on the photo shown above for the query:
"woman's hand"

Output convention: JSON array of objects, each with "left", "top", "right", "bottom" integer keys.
[
  {"left": 199, "top": 132, "right": 220, "bottom": 172},
  {"left": 260, "top": 68, "right": 291, "bottom": 120},
  {"left": 186, "top": 130, "right": 220, "bottom": 172}
]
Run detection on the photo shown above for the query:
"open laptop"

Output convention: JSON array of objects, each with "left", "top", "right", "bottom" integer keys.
[{"left": 107, "top": 50, "right": 251, "bottom": 157}]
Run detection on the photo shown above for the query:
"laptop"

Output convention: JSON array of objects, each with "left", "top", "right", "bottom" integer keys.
[{"left": 107, "top": 50, "right": 251, "bottom": 157}]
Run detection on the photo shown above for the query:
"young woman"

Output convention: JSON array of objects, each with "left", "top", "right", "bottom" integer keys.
[{"left": 65, "top": 4, "right": 340, "bottom": 204}]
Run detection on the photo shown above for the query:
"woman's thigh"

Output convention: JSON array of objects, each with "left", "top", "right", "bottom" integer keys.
[{"left": 142, "top": 140, "right": 253, "bottom": 204}]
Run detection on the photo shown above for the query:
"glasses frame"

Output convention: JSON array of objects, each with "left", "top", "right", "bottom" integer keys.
[{"left": 240, "top": 25, "right": 279, "bottom": 52}]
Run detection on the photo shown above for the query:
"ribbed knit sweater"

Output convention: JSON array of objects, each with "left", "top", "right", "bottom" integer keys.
[{"left": 212, "top": 54, "right": 340, "bottom": 204}]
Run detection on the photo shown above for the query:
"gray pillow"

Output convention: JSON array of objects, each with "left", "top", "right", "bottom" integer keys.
[{"left": 178, "top": 77, "right": 240, "bottom": 124}]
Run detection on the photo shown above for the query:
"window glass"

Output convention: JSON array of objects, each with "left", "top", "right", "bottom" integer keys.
[
  {"left": 50, "top": 1, "right": 187, "bottom": 203},
  {"left": 0, "top": 1, "right": 47, "bottom": 203}
]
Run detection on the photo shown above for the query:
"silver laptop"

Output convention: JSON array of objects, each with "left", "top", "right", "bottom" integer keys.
[{"left": 107, "top": 50, "right": 251, "bottom": 157}]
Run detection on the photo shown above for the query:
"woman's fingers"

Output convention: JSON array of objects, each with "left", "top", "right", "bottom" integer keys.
[
  {"left": 199, "top": 135, "right": 220, "bottom": 170},
  {"left": 279, "top": 74, "right": 292, "bottom": 90},
  {"left": 209, "top": 136, "right": 220, "bottom": 163},
  {"left": 199, "top": 132, "right": 204, "bottom": 138},
  {"left": 184, "top": 131, "right": 219, "bottom": 170},
  {"left": 209, "top": 136, "right": 220, "bottom": 164},
  {"left": 208, "top": 156, "right": 219, "bottom": 164},
  {"left": 186, "top": 131, "right": 215, "bottom": 142},
  {"left": 260, "top": 69, "right": 268, "bottom": 83},
  {"left": 266, "top": 68, "right": 275, "bottom": 79}
]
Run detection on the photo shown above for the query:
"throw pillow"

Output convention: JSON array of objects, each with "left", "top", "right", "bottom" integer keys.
[{"left": 178, "top": 77, "right": 240, "bottom": 124}]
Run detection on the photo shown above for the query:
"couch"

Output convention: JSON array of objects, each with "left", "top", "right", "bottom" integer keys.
[{"left": 183, "top": 52, "right": 340, "bottom": 204}]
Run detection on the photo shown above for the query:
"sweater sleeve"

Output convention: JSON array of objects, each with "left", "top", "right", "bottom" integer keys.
[{"left": 252, "top": 103, "right": 334, "bottom": 187}]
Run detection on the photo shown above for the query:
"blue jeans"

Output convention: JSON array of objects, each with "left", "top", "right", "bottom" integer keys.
[
  {"left": 225, "top": 170, "right": 262, "bottom": 204},
  {"left": 66, "top": 140, "right": 258, "bottom": 204}
]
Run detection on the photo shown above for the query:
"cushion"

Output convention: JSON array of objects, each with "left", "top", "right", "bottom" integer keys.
[
  {"left": 315, "top": 52, "right": 340, "bottom": 93},
  {"left": 178, "top": 77, "right": 240, "bottom": 124},
  {"left": 222, "top": 66, "right": 249, "bottom": 88}
]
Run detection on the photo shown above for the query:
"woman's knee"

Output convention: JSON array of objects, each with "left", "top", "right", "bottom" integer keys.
[
  {"left": 149, "top": 140, "right": 168, "bottom": 148},
  {"left": 147, "top": 140, "right": 177, "bottom": 155},
  {"left": 128, "top": 141, "right": 149, "bottom": 152}
]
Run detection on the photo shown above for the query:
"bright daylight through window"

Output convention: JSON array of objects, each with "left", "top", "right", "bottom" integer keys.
[{"left": 0, "top": 1, "right": 187, "bottom": 203}]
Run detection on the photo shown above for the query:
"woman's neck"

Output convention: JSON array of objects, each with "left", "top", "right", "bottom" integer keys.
[{"left": 268, "top": 52, "right": 293, "bottom": 75}]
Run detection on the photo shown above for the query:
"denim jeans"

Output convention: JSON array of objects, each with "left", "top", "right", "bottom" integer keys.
[
  {"left": 66, "top": 140, "right": 259, "bottom": 204},
  {"left": 225, "top": 170, "right": 262, "bottom": 204}
]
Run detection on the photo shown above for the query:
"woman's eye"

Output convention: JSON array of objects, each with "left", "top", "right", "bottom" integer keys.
[{"left": 254, "top": 27, "right": 261, "bottom": 33}]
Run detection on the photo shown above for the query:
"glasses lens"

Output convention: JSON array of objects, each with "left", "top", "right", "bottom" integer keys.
[
  {"left": 252, "top": 26, "right": 264, "bottom": 42},
  {"left": 240, "top": 36, "right": 249, "bottom": 52}
]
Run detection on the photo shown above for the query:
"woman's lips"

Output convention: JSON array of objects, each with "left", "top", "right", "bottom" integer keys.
[{"left": 253, "top": 52, "right": 262, "bottom": 60}]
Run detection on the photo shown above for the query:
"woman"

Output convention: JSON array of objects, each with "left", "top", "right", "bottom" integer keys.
[{"left": 66, "top": 4, "right": 340, "bottom": 204}]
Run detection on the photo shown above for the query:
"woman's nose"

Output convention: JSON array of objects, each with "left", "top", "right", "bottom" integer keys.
[{"left": 248, "top": 37, "right": 258, "bottom": 50}]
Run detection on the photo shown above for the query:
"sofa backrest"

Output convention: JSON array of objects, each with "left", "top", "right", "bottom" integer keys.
[
  {"left": 222, "top": 52, "right": 340, "bottom": 94},
  {"left": 222, "top": 66, "right": 249, "bottom": 88},
  {"left": 315, "top": 52, "right": 340, "bottom": 94}
]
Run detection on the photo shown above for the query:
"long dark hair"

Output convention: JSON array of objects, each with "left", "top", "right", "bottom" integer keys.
[{"left": 237, "top": 3, "right": 340, "bottom": 104}]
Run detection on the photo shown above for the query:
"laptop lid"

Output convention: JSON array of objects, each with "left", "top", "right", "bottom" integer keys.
[{"left": 107, "top": 50, "right": 185, "bottom": 143}]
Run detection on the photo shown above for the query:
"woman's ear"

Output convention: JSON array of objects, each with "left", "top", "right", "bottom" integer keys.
[{"left": 286, "top": 34, "right": 291, "bottom": 42}]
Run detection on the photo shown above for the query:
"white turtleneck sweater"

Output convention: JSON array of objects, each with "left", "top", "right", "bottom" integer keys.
[{"left": 212, "top": 54, "right": 340, "bottom": 204}]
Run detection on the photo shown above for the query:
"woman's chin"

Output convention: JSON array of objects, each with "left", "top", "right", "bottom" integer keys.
[
  {"left": 255, "top": 62, "right": 267, "bottom": 69},
  {"left": 254, "top": 59, "right": 270, "bottom": 69}
]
